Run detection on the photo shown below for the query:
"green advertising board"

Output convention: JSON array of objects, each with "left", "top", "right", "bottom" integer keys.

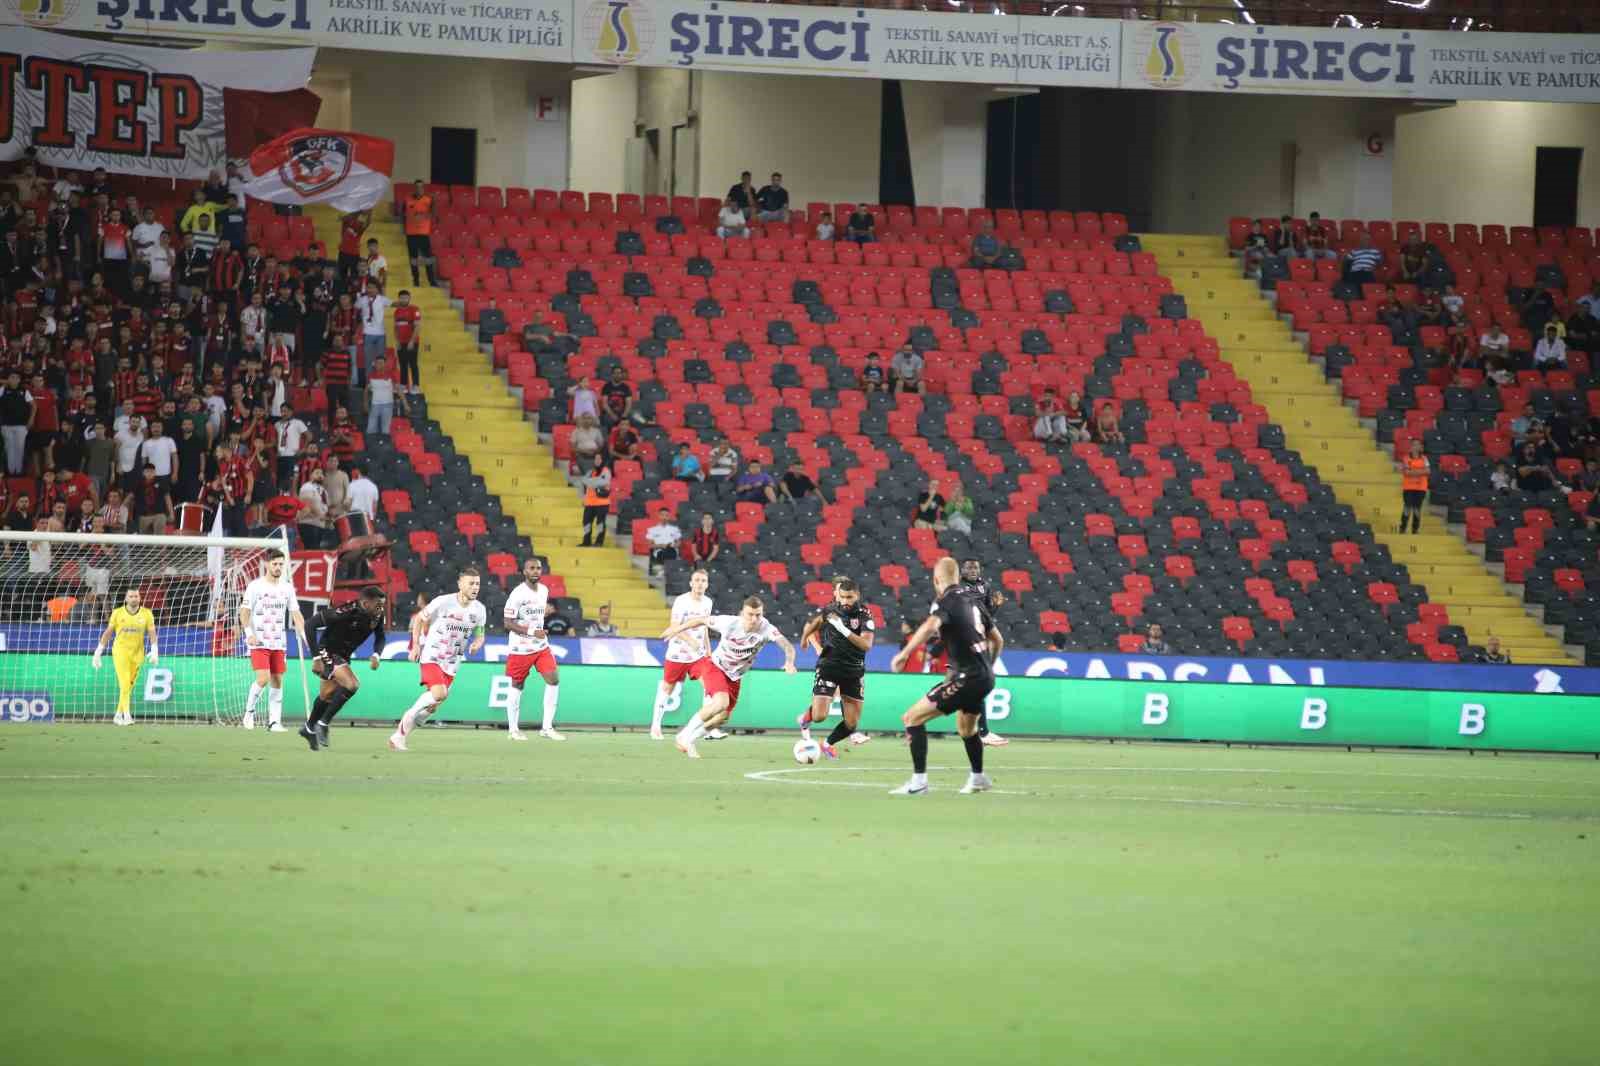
[{"left": 4, "top": 653, "right": 1598, "bottom": 754}]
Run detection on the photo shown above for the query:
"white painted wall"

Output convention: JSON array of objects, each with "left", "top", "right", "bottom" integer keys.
[
  {"left": 1139, "top": 92, "right": 1405, "bottom": 233},
  {"left": 316, "top": 50, "right": 572, "bottom": 189},
  {"left": 569, "top": 67, "right": 637, "bottom": 194},
  {"left": 695, "top": 71, "right": 881, "bottom": 206},
  {"left": 901, "top": 82, "right": 988, "bottom": 208},
  {"left": 1395, "top": 101, "right": 1600, "bottom": 228}
]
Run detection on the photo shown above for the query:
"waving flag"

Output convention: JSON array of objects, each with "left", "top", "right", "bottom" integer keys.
[{"left": 241, "top": 129, "right": 395, "bottom": 212}]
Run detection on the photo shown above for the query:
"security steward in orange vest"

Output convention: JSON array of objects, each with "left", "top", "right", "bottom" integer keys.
[
  {"left": 404, "top": 179, "right": 436, "bottom": 287},
  {"left": 1400, "top": 438, "right": 1430, "bottom": 534}
]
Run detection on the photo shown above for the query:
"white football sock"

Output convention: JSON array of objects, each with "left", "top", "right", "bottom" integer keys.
[
  {"left": 245, "top": 681, "right": 263, "bottom": 713},
  {"left": 541, "top": 685, "right": 559, "bottom": 731},
  {"left": 399, "top": 693, "right": 436, "bottom": 736},
  {"left": 650, "top": 682, "right": 673, "bottom": 733},
  {"left": 268, "top": 686, "right": 284, "bottom": 724},
  {"left": 506, "top": 688, "right": 522, "bottom": 731},
  {"left": 911, "top": 772, "right": 928, "bottom": 787},
  {"left": 676, "top": 716, "right": 708, "bottom": 744}
]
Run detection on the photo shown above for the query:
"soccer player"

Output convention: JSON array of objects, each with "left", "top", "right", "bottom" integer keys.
[
  {"left": 959, "top": 557, "right": 1009, "bottom": 747},
  {"left": 661, "top": 596, "right": 796, "bottom": 759},
  {"left": 389, "top": 566, "right": 486, "bottom": 751},
  {"left": 796, "top": 576, "right": 874, "bottom": 758},
  {"left": 888, "top": 557, "right": 1003, "bottom": 795},
  {"left": 239, "top": 554, "right": 307, "bottom": 732},
  {"left": 298, "top": 586, "right": 387, "bottom": 751},
  {"left": 92, "top": 588, "right": 157, "bottom": 726},
  {"left": 503, "top": 557, "right": 563, "bottom": 741},
  {"left": 650, "top": 568, "right": 713, "bottom": 740}
]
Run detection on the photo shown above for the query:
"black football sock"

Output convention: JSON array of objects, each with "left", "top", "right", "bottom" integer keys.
[
  {"left": 977, "top": 708, "right": 990, "bottom": 737},
  {"left": 907, "top": 725, "right": 928, "bottom": 774},
  {"left": 306, "top": 697, "right": 327, "bottom": 726},
  {"left": 323, "top": 688, "right": 354, "bottom": 722},
  {"left": 963, "top": 733, "right": 985, "bottom": 774},
  {"left": 826, "top": 720, "right": 852, "bottom": 746}
]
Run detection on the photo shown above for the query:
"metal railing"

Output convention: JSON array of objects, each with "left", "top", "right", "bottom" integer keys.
[{"left": 738, "top": 1, "right": 1597, "bottom": 33}]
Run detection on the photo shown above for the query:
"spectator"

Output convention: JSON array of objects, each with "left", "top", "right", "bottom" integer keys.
[
  {"left": 726, "top": 171, "right": 756, "bottom": 215},
  {"left": 1268, "top": 215, "right": 1301, "bottom": 259},
  {"left": 688, "top": 511, "right": 721, "bottom": 563},
  {"left": 1062, "top": 390, "right": 1090, "bottom": 443},
  {"left": 944, "top": 481, "right": 974, "bottom": 538},
  {"left": 1533, "top": 323, "right": 1567, "bottom": 369},
  {"left": 1440, "top": 284, "right": 1465, "bottom": 316},
  {"left": 601, "top": 366, "right": 634, "bottom": 427},
  {"left": 130, "top": 463, "right": 172, "bottom": 534},
  {"left": 1304, "top": 211, "right": 1336, "bottom": 261},
  {"left": 0, "top": 368, "right": 31, "bottom": 474},
  {"left": 1577, "top": 279, "right": 1600, "bottom": 317},
  {"left": 355, "top": 279, "right": 389, "bottom": 386},
  {"left": 1489, "top": 461, "right": 1513, "bottom": 494},
  {"left": 889, "top": 345, "right": 924, "bottom": 394},
  {"left": 970, "top": 218, "right": 1002, "bottom": 269},
  {"left": 1510, "top": 404, "right": 1540, "bottom": 443},
  {"left": 1515, "top": 443, "right": 1555, "bottom": 493},
  {"left": 913, "top": 480, "right": 945, "bottom": 531},
  {"left": 584, "top": 603, "right": 619, "bottom": 637},
  {"left": 140, "top": 418, "right": 178, "bottom": 494},
  {"left": 1240, "top": 220, "right": 1269, "bottom": 276},
  {"left": 570, "top": 412, "right": 605, "bottom": 472},
  {"left": 364, "top": 353, "right": 398, "bottom": 435},
  {"left": 1398, "top": 238, "right": 1428, "bottom": 282},
  {"left": 392, "top": 287, "right": 422, "bottom": 393},
  {"left": 1519, "top": 284, "right": 1556, "bottom": 333},
  {"left": 296, "top": 464, "right": 330, "bottom": 547},
  {"left": 365, "top": 237, "right": 388, "bottom": 292},
  {"left": 1141, "top": 623, "right": 1172, "bottom": 655},
  {"left": 607, "top": 419, "right": 640, "bottom": 465},
  {"left": 814, "top": 211, "right": 835, "bottom": 242},
  {"left": 845, "top": 203, "right": 875, "bottom": 244},
  {"left": 754, "top": 172, "right": 789, "bottom": 223},
  {"left": 1094, "top": 403, "right": 1125, "bottom": 446},
  {"left": 112, "top": 414, "right": 146, "bottom": 491},
  {"left": 275, "top": 405, "right": 309, "bottom": 486},
  {"left": 735, "top": 460, "right": 777, "bottom": 506},
  {"left": 779, "top": 460, "right": 816, "bottom": 503},
  {"left": 1476, "top": 636, "right": 1511, "bottom": 665},
  {"left": 570, "top": 376, "right": 600, "bottom": 423},
  {"left": 645, "top": 507, "right": 682, "bottom": 573},
  {"left": 860, "top": 351, "right": 885, "bottom": 393},
  {"left": 1479, "top": 323, "right": 1512, "bottom": 368},
  {"left": 1343, "top": 233, "right": 1383, "bottom": 286},
  {"left": 579, "top": 453, "right": 612, "bottom": 547},
  {"left": 1033, "top": 386, "right": 1068, "bottom": 444},
  {"left": 323, "top": 455, "right": 351, "bottom": 519},
  {"left": 707, "top": 438, "right": 738, "bottom": 494},
  {"left": 1566, "top": 301, "right": 1599, "bottom": 354},
  {"left": 5, "top": 492, "right": 34, "bottom": 532},
  {"left": 716, "top": 197, "right": 749, "bottom": 240},
  {"left": 346, "top": 463, "right": 379, "bottom": 522},
  {"left": 671, "top": 442, "right": 703, "bottom": 482}
]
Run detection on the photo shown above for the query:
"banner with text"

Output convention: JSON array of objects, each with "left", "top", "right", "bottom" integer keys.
[
  {"left": 0, "top": 25, "right": 315, "bottom": 178},
  {"left": 1121, "top": 21, "right": 1600, "bottom": 102},
  {"left": 7, "top": 0, "right": 569, "bottom": 62}
]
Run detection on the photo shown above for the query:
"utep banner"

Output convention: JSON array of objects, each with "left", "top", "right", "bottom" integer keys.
[
  {"left": 5, "top": 0, "right": 569, "bottom": 62},
  {"left": 1122, "top": 21, "right": 1600, "bottom": 102},
  {"left": 2, "top": 624, "right": 1597, "bottom": 694},
  {"left": 9, "top": 654, "right": 1598, "bottom": 753},
  {"left": 0, "top": 25, "right": 315, "bottom": 178},
  {"left": 575, "top": 0, "right": 1121, "bottom": 86}
]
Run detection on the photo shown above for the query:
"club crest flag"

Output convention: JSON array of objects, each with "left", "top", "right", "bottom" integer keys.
[{"left": 241, "top": 129, "right": 394, "bottom": 212}]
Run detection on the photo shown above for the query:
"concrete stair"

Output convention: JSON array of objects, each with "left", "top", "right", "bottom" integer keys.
[
  {"left": 306, "top": 205, "right": 668, "bottom": 636},
  {"left": 1143, "top": 232, "right": 1576, "bottom": 665}
]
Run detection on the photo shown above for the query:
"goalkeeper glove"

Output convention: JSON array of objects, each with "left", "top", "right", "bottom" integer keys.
[
  {"left": 92, "top": 649, "right": 103, "bottom": 670},
  {"left": 149, "top": 651, "right": 158, "bottom": 665}
]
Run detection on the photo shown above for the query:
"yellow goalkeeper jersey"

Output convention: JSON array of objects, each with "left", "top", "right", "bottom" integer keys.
[{"left": 108, "top": 607, "right": 155, "bottom": 656}]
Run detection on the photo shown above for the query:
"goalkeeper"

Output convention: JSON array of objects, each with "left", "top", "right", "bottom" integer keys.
[{"left": 93, "top": 589, "right": 158, "bottom": 727}]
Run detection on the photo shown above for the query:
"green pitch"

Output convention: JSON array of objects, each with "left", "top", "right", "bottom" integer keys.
[{"left": 2, "top": 726, "right": 1597, "bottom": 1065}]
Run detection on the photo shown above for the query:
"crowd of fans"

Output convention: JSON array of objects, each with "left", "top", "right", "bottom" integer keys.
[{"left": 0, "top": 158, "right": 396, "bottom": 555}]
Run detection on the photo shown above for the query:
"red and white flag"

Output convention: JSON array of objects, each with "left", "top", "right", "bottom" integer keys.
[{"left": 241, "top": 129, "right": 395, "bottom": 213}]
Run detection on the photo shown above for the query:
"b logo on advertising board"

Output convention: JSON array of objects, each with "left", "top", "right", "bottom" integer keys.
[
  {"left": 0, "top": 691, "right": 55, "bottom": 723},
  {"left": 4, "top": 0, "right": 80, "bottom": 28},
  {"left": 582, "top": 0, "right": 655, "bottom": 65},
  {"left": 1132, "top": 22, "right": 1199, "bottom": 89}
]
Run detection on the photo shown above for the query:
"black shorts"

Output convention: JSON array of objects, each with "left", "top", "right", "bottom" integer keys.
[
  {"left": 405, "top": 234, "right": 433, "bottom": 258},
  {"left": 927, "top": 670, "right": 994, "bottom": 716},
  {"left": 315, "top": 650, "right": 350, "bottom": 675},
  {"left": 812, "top": 670, "right": 865, "bottom": 702}
]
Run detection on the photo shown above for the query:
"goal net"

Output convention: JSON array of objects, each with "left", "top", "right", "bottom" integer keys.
[{"left": 0, "top": 530, "right": 300, "bottom": 726}]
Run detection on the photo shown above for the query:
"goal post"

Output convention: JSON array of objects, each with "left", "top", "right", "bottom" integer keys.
[{"left": 0, "top": 530, "right": 305, "bottom": 726}]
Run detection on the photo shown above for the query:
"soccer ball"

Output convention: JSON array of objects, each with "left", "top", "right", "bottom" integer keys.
[{"left": 793, "top": 739, "right": 822, "bottom": 765}]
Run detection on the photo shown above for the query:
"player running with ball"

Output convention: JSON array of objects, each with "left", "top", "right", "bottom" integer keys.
[
  {"left": 661, "top": 596, "right": 797, "bottom": 759},
  {"left": 796, "top": 576, "right": 874, "bottom": 758},
  {"left": 298, "top": 586, "right": 387, "bottom": 751},
  {"left": 93, "top": 588, "right": 157, "bottom": 726},
  {"left": 389, "top": 566, "right": 486, "bottom": 751},
  {"left": 502, "top": 557, "right": 563, "bottom": 741},
  {"left": 889, "top": 557, "right": 1003, "bottom": 795},
  {"left": 239, "top": 554, "right": 307, "bottom": 732}
]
